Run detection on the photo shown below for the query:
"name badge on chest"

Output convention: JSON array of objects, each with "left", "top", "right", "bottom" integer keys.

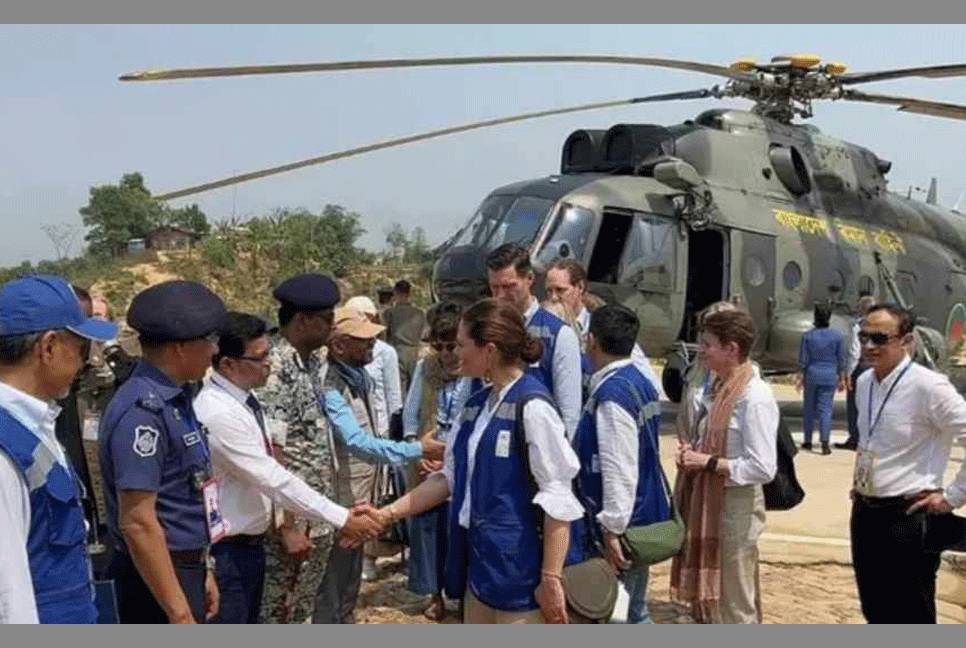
[{"left": 495, "top": 429, "right": 511, "bottom": 458}]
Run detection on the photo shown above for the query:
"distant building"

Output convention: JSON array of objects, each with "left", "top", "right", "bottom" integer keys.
[
  {"left": 126, "top": 238, "right": 146, "bottom": 255},
  {"left": 145, "top": 225, "right": 202, "bottom": 251}
]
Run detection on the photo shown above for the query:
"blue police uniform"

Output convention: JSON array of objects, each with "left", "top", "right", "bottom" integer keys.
[
  {"left": 99, "top": 280, "right": 226, "bottom": 624},
  {"left": 444, "top": 373, "right": 550, "bottom": 612},
  {"left": 0, "top": 274, "right": 117, "bottom": 624},
  {"left": 798, "top": 326, "right": 845, "bottom": 448}
]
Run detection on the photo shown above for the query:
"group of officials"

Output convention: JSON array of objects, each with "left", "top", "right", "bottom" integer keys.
[{"left": 2, "top": 240, "right": 966, "bottom": 625}]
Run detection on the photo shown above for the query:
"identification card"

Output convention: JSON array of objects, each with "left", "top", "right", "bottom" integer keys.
[
  {"left": 82, "top": 412, "right": 100, "bottom": 442},
  {"left": 853, "top": 447, "right": 878, "bottom": 497},
  {"left": 495, "top": 430, "right": 511, "bottom": 458},
  {"left": 202, "top": 477, "right": 229, "bottom": 543}
]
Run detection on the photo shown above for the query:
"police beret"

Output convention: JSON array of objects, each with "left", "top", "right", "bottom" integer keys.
[
  {"left": 127, "top": 280, "right": 227, "bottom": 341},
  {"left": 272, "top": 273, "right": 340, "bottom": 310}
]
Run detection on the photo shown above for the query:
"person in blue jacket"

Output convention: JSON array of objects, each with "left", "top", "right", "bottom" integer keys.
[
  {"left": 565, "top": 304, "right": 669, "bottom": 624},
  {"left": 0, "top": 274, "right": 117, "bottom": 624},
  {"left": 365, "top": 299, "right": 584, "bottom": 623},
  {"left": 797, "top": 304, "right": 846, "bottom": 455}
]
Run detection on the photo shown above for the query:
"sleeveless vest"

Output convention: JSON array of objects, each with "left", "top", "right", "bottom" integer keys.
[
  {"left": 444, "top": 374, "right": 550, "bottom": 611},
  {"left": 0, "top": 407, "right": 97, "bottom": 624},
  {"left": 525, "top": 307, "right": 565, "bottom": 394}
]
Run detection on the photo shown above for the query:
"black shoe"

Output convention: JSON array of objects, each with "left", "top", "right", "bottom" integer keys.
[
  {"left": 834, "top": 441, "right": 858, "bottom": 451},
  {"left": 821, "top": 443, "right": 831, "bottom": 455},
  {"left": 801, "top": 442, "right": 813, "bottom": 451}
]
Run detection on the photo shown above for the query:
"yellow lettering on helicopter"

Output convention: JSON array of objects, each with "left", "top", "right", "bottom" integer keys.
[
  {"left": 835, "top": 222, "right": 870, "bottom": 247},
  {"left": 871, "top": 229, "right": 906, "bottom": 254},
  {"left": 773, "top": 209, "right": 830, "bottom": 237}
]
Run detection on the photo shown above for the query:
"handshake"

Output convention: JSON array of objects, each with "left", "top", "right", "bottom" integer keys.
[{"left": 336, "top": 501, "right": 395, "bottom": 549}]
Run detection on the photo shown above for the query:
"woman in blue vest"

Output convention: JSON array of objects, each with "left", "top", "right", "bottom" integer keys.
[
  {"left": 401, "top": 301, "right": 471, "bottom": 620},
  {"left": 375, "top": 298, "right": 583, "bottom": 623},
  {"left": 565, "top": 304, "right": 669, "bottom": 624},
  {"left": 797, "top": 304, "right": 846, "bottom": 455}
]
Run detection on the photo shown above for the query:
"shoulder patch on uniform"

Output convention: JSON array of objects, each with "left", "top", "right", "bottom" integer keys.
[
  {"left": 133, "top": 425, "right": 160, "bottom": 457},
  {"left": 135, "top": 394, "right": 164, "bottom": 413}
]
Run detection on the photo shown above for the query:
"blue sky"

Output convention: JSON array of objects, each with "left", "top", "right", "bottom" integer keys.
[{"left": 2, "top": 24, "right": 966, "bottom": 265}]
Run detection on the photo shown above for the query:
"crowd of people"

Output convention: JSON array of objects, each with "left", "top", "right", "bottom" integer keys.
[{"left": 2, "top": 242, "right": 966, "bottom": 625}]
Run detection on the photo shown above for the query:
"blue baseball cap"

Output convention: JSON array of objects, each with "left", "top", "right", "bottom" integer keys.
[{"left": 0, "top": 274, "right": 117, "bottom": 342}]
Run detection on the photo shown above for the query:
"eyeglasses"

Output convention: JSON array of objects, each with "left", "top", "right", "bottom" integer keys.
[
  {"left": 431, "top": 342, "right": 457, "bottom": 353},
  {"left": 858, "top": 331, "right": 900, "bottom": 347},
  {"left": 235, "top": 355, "right": 271, "bottom": 366}
]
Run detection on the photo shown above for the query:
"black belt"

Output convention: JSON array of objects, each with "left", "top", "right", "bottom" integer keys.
[
  {"left": 854, "top": 493, "right": 908, "bottom": 509},
  {"left": 218, "top": 533, "right": 265, "bottom": 547},
  {"left": 169, "top": 548, "right": 207, "bottom": 564}
]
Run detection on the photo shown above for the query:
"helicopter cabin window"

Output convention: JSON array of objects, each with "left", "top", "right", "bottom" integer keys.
[
  {"left": 605, "top": 213, "right": 676, "bottom": 292},
  {"left": 782, "top": 261, "right": 803, "bottom": 290},
  {"left": 542, "top": 204, "right": 595, "bottom": 262},
  {"left": 453, "top": 195, "right": 554, "bottom": 253},
  {"left": 744, "top": 256, "right": 767, "bottom": 288}
]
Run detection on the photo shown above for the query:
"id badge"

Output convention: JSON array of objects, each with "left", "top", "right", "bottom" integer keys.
[
  {"left": 853, "top": 447, "right": 878, "bottom": 497},
  {"left": 82, "top": 412, "right": 100, "bottom": 442},
  {"left": 202, "top": 477, "right": 229, "bottom": 543},
  {"left": 495, "top": 430, "right": 511, "bottom": 458}
]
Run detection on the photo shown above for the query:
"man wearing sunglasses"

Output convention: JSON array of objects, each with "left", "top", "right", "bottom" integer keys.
[
  {"left": 850, "top": 303, "right": 966, "bottom": 624},
  {"left": 0, "top": 275, "right": 118, "bottom": 624}
]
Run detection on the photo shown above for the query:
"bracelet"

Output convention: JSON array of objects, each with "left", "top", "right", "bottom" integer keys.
[
  {"left": 705, "top": 455, "right": 719, "bottom": 473},
  {"left": 387, "top": 504, "right": 399, "bottom": 523},
  {"left": 541, "top": 570, "right": 563, "bottom": 581}
]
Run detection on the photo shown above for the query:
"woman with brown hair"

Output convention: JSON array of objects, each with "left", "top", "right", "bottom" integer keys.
[
  {"left": 374, "top": 298, "right": 583, "bottom": 623},
  {"left": 400, "top": 301, "right": 471, "bottom": 620},
  {"left": 671, "top": 309, "right": 779, "bottom": 624}
]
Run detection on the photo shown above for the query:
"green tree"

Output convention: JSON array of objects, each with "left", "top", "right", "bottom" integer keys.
[
  {"left": 79, "top": 172, "right": 163, "bottom": 257},
  {"left": 164, "top": 203, "right": 210, "bottom": 236},
  {"left": 385, "top": 222, "right": 408, "bottom": 260}
]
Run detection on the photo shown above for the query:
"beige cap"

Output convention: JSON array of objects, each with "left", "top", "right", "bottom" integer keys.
[
  {"left": 334, "top": 307, "right": 385, "bottom": 339},
  {"left": 344, "top": 296, "right": 378, "bottom": 316}
]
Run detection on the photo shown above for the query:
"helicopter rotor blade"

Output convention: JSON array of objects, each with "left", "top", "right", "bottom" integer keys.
[
  {"left": 841, "top": 89, "right": 966, "bottom": 122},
  {"left": 154, "top": 88, "right": 717, "bottom": 201},
  {"left": 120, "top": 54, "right": 752, "bottom": 83},
  {"left": 839, "top": 63, "right": 966, "bottom": 85}
]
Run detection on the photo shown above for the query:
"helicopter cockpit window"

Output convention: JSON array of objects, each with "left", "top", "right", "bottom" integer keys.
[
  {"left": 542, "top": 204, "right": 595, "bottom": 262},
  {"left": 453, "top": 195, "right": 553, "bottom": 253},
  {"left": 616, "top": 214, "right": 676, "bottom": 292}
]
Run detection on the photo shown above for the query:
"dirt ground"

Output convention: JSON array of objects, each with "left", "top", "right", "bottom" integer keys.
[{"left": 355, "top": 554, "right": 865, "bottom": 625}]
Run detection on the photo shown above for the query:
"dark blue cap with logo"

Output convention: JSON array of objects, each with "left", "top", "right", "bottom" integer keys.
[
  {"left": 272, "top": 273, "right": 340, "bottom": 310},
  {"left": 127, "top": 280, "right": 227, "bottom": 341},
  {"left": 0, "top": 274, "right": 117, "bottom": 341}
]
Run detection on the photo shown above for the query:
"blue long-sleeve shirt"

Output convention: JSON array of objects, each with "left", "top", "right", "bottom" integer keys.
[
  {"left": 323, "top": 388, "right": 422, "bottom": 464},
  {"left": 798, "top": 327, "right": 846, "bottom": 387}
]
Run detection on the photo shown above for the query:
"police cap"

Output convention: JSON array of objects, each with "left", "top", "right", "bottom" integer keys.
[
  {"left": 127, "top": 280, "right": 228, "bottom": 342},
  {"left": 272, "top": 273, "right": 340, "bottom": 311}
]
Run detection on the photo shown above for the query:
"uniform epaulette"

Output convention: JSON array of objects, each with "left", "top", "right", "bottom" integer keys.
[{"left": 135, "top": 392, "right": 164, "bottom": 413}]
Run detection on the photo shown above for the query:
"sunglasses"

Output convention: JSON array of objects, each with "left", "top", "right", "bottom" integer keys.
[
  {"left": 858, "top": 331, "right": 901, "bottom": 347},
  {"left": 431, "top": 342, "right": 457, "bottom": 353}
]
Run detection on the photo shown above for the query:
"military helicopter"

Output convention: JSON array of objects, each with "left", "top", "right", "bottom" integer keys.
[{"left": 120, "top": 53, "right": 966, "bottom": 400}]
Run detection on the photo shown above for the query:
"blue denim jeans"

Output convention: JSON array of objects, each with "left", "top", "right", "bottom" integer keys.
[
  {"left": 622, "top": 566, "right": 652, "bottom": 624},
  {"left": 803, "top": 381, "right": 836, "bottom": 445}
]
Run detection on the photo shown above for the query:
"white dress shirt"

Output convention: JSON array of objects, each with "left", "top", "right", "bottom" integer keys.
[
  {"left": 194, "top": 373, "right": 350, "bottom": 536},
  {"left": 576, "top": 307, "right": 666, "bottom": 400},
  {"left": 690, "top": 371, "right": 779, "bottom": 487},
  {"left": 588, "top": 358, "right": 645, "bottom": 535},
  {"left": 846, "top": 319, "right": 863, "bottom": 375},
  {"left": 855, "top": 355, "right": 966, "bottom": 506},
  {"left": 525, "top": 298, "right": 583, "bottom": 438},
  {"left": 442, "top": 375, "right": 584, "bottom": 528},
  {"left": 365, "top": 339, "right": 403, "bottom": 436},
  {"left": 0, "top": 381, "right": 68, "bottom": 625}
]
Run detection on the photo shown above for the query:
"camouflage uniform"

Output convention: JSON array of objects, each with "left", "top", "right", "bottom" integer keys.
[{"left": 256, "top": 334, "right": 337, "bottom": 624}]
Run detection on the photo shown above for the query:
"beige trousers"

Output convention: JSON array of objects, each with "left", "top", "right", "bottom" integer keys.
[
  {"left": 712, "top": 484, "right": 766, "bottom": 624},
  {"left": 463, "top": 589, "right": 546, "bottom": 624}
]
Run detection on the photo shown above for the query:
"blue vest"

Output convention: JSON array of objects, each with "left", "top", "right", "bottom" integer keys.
[
  {"left": 0, "top": 408, "right": 97, "bottom": 624},
  {"left": 566, "top": 364, "right": 669, "bottom": 565},
  {"left": 580, "top": 353, "right": 593, "bottom": 403},
  {"left": 444, "top": 374, "right": 550, "bottom": 611},
  {"left": 526, "top": 307, "right": 565, "bottom": 393}
]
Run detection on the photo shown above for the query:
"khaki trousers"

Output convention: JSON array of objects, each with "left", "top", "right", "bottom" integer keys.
[
  {"left": 715, "top": 484, "right": 766, "bottom": 624},
  {"left": 463, "top": 589, "right": 546, "bottom": 624}
]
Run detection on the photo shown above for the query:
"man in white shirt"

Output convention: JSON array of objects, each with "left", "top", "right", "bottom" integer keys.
[
  {"left": 193, "top": 312, "right": 381, "bottom": 624},
  {"left": 851, "top": 303, "right": 966, "bottom": 624},
  {"left": 486, "top": 244, "right": 583, "bottom": 437},
  {"left": 0, "top": 274, "right": 117, "bottom": 624},
  {"left": 545, "top": 258, "right": 665, "bottom": 400}
]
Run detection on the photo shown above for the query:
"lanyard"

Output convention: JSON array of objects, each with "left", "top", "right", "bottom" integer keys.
[
  {"left": 866, "top": 362, "right": 912, "bottom": 439},
  {"left": 439, "top": 383, "right": 457, "bottom": 427}
]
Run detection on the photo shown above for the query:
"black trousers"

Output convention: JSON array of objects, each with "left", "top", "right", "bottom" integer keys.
[
  {"left": 845, "top": 365, "right": 865, "bottom": 445},
  {"left": 208, "top": 541, "right": 266, "bottom": 624},
  {"left": 108, "top": 550, "right": 207, "bottom": 623},
  {"left": 313, "top": 543, "right": 363, "bottom": 624},
  {"left": 850, "top": 497, "right": 942, "bottom": 624}
]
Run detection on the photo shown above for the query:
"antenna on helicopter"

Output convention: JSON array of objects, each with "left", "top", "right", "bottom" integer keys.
[
  {"left": 927, "top": 177, "right": 938, "bottom": 205},
  {"left": 953, "top": 191, "right": 965, "bottom": 214}
]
